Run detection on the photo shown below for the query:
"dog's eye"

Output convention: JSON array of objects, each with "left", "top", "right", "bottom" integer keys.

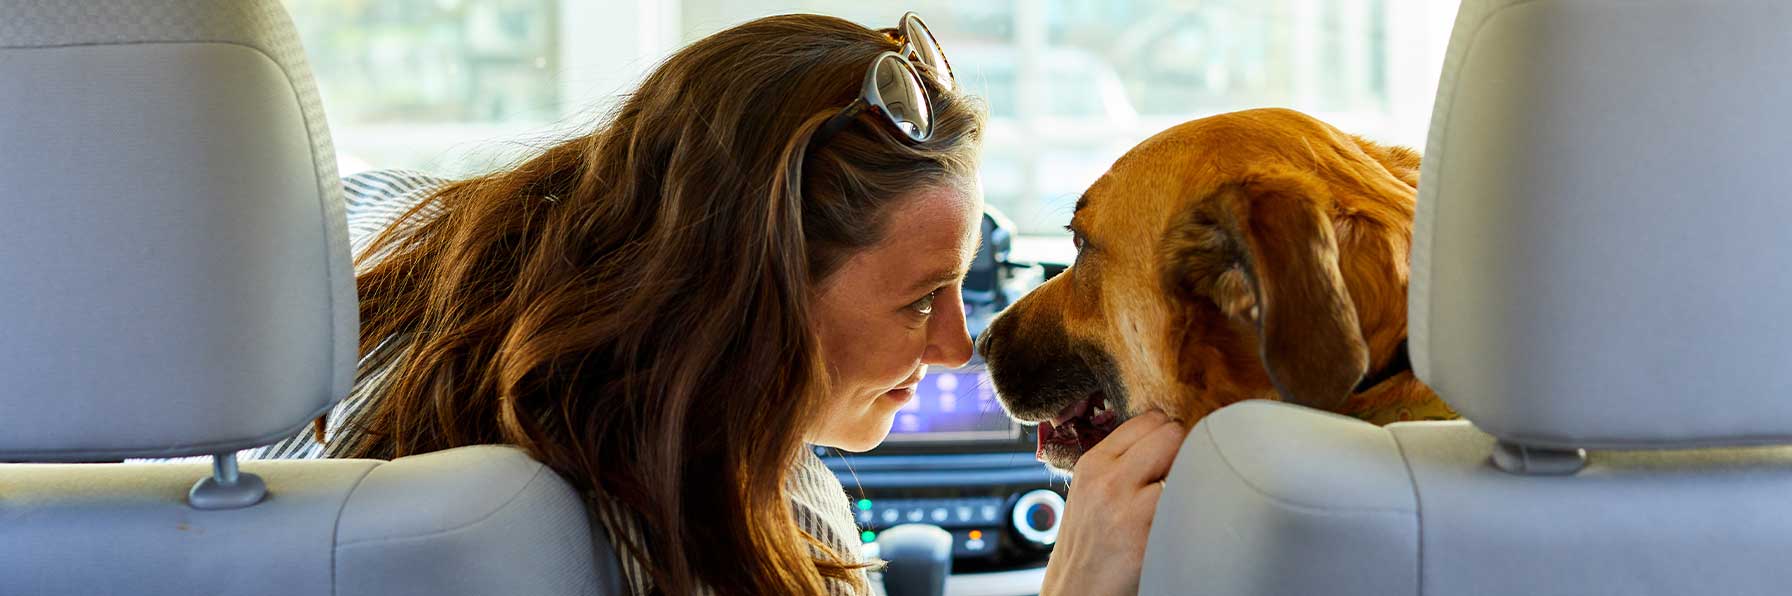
[{"left": 1065, "top": 225, "right": 1084, "bottom": 251}]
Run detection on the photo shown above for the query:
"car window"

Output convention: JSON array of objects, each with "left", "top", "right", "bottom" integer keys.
[{"left": 287, "top": 0, "right": 1460, "bottom": 241}]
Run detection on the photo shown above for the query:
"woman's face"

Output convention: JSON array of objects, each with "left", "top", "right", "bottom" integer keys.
[{"left": 810, "top": 181, "right": 983, "bottom": 451}]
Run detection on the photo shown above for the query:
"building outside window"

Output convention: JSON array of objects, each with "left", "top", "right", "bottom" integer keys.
[{"left": 286, "top": 0, "right": 1458, "bottom": 257}]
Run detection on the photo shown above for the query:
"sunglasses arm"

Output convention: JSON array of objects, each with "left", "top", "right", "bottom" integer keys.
[{"left": 812, "top": 97, "right": 870, "bottom": 149}]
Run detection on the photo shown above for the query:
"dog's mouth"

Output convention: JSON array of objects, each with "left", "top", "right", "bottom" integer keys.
[
  {"left": 978, "top": 315, "right": 1127, "bottom": 471},
  {"left": 1035, "top": 392, "right": 1124, "bottom": 469}
]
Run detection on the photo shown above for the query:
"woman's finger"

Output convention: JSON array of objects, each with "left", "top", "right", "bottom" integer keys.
[
  {"left": 1116, "top": 420, "right": 1188, "bottom": 485},
  {"left": 1133, "top": 480, "right": 1165, "bottom": 524}
]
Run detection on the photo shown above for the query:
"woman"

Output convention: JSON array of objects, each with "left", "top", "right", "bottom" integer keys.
[{"left": 264, "top": 13, "right": 1184, "bottom": 596}]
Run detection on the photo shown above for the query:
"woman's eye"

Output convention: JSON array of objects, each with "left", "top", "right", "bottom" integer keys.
[{"left": 909, "top": 290, "right": 938, "bottom": 316}]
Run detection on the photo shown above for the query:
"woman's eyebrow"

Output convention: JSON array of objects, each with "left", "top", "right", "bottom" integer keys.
[{"left": 905, "top": 267, "right": 967, "bottom": 295}]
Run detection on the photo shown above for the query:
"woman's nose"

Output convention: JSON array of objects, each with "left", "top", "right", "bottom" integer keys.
[{"left": 922, "top": 298, "right": 974, "bottom": 367}]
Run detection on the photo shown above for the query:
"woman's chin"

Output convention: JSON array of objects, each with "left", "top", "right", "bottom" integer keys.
[
  {"left": 812, "top": 389, "right": 909, "bottom": 452},
  {"left": 827, "top": 435, "right": 885, "bottom": 453},
  {"left": 816, "top": 413, "right": 899, "bottom": 453},
  {"left": 838, "top": 417, "right": 897, "bottom": 452}
]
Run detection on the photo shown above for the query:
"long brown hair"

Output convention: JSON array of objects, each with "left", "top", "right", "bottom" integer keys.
[{"left": 340, "top": 13, "right": 982, "bottom": 596}]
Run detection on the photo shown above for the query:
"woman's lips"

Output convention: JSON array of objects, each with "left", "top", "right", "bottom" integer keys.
[
  {"left": 882, "top": 385, "right": 917, "bottom": 403},
  {"left": 881, "top": 369, "right": 925, "bottom": 404}
]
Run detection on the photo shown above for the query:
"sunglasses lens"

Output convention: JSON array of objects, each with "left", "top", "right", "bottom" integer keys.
[
  {"left": 869, "top": 54, "right": 932, "bottom": 141},
  {"left": 903, "top": 15, "right": 954, "bottom": 91}
]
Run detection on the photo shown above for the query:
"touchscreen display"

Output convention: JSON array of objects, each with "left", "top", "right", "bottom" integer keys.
[{"left": 884, "top": 365, "right": 1019, "bottom": 442}]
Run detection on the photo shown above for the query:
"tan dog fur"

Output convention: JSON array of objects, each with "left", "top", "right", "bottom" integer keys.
[{"left": 978, "top": 108, "right": 1454, "bottom": 469}]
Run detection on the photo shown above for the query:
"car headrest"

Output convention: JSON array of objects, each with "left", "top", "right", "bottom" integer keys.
[
  {"left": 1411, "top": 0, "right": 1792, "bottom": 450},
  {"left": 0, "top": 0, "right": 356, "bottom": 462}
]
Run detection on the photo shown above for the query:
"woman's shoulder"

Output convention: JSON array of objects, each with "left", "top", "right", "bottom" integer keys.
[
  {"left": 589, "top": 450, "right": 875, "bottom": 595},
  {"left": 342, "top": 169, "right": 452, "bottom": 205},
  {"left": 341, "top": 168, "right": 455, "bottom": 259},
  {"left": 789, "top": 449, "right": 880, "bottom": 589}
]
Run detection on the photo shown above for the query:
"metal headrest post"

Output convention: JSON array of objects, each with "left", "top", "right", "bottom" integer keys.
[
  {"left": 1491, "top": 441, "right": 1587, "bottom": 476},
  {"left": 188, "top": 451, "right": 267, "bottom": 510}
]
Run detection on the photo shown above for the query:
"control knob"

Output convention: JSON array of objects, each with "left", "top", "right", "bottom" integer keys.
[{"left": 1010, "top": 489, "right": 1064, "bottom": 547}]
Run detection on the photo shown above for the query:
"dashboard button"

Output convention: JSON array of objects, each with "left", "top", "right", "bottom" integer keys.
[{"left": 953, "top": 528, "right": 1000, "bottom": 557}]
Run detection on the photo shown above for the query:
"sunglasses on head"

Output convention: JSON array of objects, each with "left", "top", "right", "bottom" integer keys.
[{"left": 812, "top": 12, "right": 956, "bottom": 148}]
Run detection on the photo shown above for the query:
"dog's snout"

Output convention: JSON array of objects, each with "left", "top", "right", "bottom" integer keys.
[
  {"left": 981, "top": 302, "right": 1104, "bottom": 421},
  {"left": 975, "top": 309, "right": 1012, "bottom": 361}
]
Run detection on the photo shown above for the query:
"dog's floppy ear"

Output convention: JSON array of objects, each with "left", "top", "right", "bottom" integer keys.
[{"left": 1164, "top": 170, "right": 1368, "bottom": 410}]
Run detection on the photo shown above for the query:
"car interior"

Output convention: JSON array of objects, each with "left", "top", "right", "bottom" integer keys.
[{"left": 7, "top": 1, "right": 1792, "bottom": 595}]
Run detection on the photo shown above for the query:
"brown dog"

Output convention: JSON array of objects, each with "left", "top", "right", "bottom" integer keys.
[{"left": 978, "top": 108, "right": 1455, "bottom": 470}]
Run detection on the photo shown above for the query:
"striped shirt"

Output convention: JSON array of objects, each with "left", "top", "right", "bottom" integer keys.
[{"left": 223, "top": 169, "right": 872, "bottom": 595}]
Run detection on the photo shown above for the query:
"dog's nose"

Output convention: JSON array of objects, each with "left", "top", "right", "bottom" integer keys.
[
  {"left": 974, "top": 318, "right": 997, "bottom": 358},
  {"left": 976, "top": 309, "right": 1014, "bottom": 362}
]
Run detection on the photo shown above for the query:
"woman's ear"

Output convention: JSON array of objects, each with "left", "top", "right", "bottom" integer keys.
[{"left": 1164, "top": 169, "right": 1369, "bottom": 411}]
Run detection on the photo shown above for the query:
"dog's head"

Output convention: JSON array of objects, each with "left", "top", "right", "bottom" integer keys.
[{"left": 979, "top": 108, "right": 1423, "bottom": 470}]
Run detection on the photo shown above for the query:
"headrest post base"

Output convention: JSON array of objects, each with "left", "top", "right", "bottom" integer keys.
[
  {"left": 1491, "top": 440, "right": 1587, "bottom": 476},
  {"left": 188, "top": 451, "right": 266, "bottom": 510}
]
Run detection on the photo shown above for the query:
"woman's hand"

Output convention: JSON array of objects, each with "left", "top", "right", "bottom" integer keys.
[{"left": 1040, "top": 410, "right": 1189, "bottom": 596}]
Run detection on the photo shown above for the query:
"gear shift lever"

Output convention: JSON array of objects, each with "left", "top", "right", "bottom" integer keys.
[{"left": 875, "top": 523, "right": 952, "bottom": 596}]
